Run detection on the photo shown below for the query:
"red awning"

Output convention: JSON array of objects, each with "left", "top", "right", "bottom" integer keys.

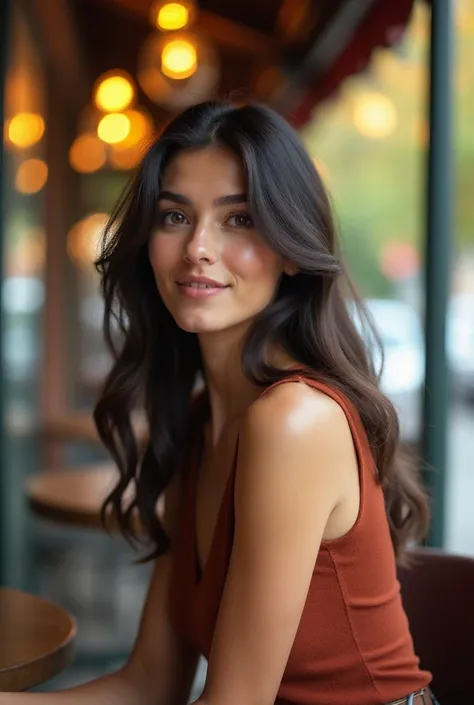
[{"left": 290, "top": 0, "right": 419, "bottom": 127}]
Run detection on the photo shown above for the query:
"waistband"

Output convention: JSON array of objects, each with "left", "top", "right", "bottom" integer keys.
[{"left": 386, "top": 688, "right": 437, "bottom": 705}]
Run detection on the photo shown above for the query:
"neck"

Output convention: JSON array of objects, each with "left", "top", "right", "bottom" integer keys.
[
  {"left": 198, "top": 323, "right": 258, "bottom": 444},
  {"left": 198, "top": 323, "right": 296, "bottom": 446}
]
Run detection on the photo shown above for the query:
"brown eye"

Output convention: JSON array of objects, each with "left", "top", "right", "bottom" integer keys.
[
  {"left": 226, "top": 213, "right": 254, "bottom": 229},
  {"left": 157, "top": 210, "right": 189, "bottom": 227}
]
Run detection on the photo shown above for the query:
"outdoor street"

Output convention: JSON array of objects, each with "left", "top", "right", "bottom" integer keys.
[{"left": 446, "top": 402, "right": 474, "bottom": 555}]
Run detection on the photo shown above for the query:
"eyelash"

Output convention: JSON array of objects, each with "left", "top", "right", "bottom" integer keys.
[
  {"left": 225, "top": 212, "right": 253, "bottom": 228},
  {"left": 156, "top": 209, "right": 254, "bottom": 229},
  {"left": 157, "top": 209, "right": 188, "bottom": 226}
]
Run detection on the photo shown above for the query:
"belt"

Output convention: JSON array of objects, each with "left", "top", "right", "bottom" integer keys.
[{"left": 386, "top": 689, "right": 434, "bottom": 705}]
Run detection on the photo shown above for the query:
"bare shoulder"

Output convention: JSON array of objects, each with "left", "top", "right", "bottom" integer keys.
[{"left": 241, "top": 379, "right": 352, "bottom": 450}]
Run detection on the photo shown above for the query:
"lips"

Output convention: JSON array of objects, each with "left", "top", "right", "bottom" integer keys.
[
  {"left": 175, "top": 276, "right": 230, "bottom": 299},
  {"left": 178, "top": 281, "right": 227, "bottom": 290},
  {"left": 175, "top": 275, "right": 229, "bottom": 288}
]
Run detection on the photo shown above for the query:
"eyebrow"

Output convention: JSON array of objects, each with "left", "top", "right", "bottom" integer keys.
[{"left": 158, "top": 190, "right": 247, "bottom": 207}]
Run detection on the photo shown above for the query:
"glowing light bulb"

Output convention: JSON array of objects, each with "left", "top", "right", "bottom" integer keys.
[
  {"left": 157, "top": 3, "right": 189, "bottom": 30},
  {"left": 97, "top": 113, "right": 131, "bottom": 144},
  {"left": 94, "top": 72, "right": 135, "bottom": 112},
  {"left": 161, "top": 38, "right": 197, "bottom": 80},
  {"left": 7, "top": 112, "right": 45, "bottom": 148}
]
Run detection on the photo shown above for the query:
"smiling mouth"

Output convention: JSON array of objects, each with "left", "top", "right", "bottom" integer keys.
[
  {"left": 176, "top": 281, "right": 230, "bottom": 299},
  {"left": 179, "top": 282, "right": 228, "bottom": 290}
]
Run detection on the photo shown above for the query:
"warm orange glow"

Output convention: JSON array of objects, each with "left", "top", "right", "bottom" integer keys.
[
  {"left": 138, "top": 31, "right": 219, "bottom": 108},
  {"left": 67, "top": 213, "right": 110, "bottom": 267},
  {"left": 15, "top": 159, "right": 48, "bottom": 194},
  {"left": 94, "top": 71, "right": 135, "bottom": 112},
  {"left": 69, "top": 134, "right": 107, "bottom": 173},
  {"left": 109, "top": 144, "right": 144, "bottom": 170},
  {"left": 97, "top": 113, "right": 131, "bottom": 144},
  {"left": 113, "top": 109, "right": 154, "bottom": 151},
  {"left": 155, "top": 2, "right": 190, "bottom": 30},
  {"left": 7, "top": 112, "right": 45, "bottom": 148},
  {"left": 161, "top": 38, "right": 197, "bottom": 79},
  {"left": 15, "top": 227, "right": 46, "bottom": 275},
  {"left": 352, "top": 92, "right": 397, "bottom": 140}
]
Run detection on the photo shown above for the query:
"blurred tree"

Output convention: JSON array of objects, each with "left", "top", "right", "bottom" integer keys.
[{"left": 303, "top": 0, "right": 474, "bottom": 296}]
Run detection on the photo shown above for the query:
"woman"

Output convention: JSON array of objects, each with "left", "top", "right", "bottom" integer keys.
[{"left": 3, "top": 101, "right": 436, "bottom": 704}]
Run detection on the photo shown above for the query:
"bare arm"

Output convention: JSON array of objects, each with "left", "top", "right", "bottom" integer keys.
[
  {"left": 0, "top": 474, "right": 199, "bottom": 705},
  {"left": 196, "top": 383, "right": 357, "bottom": 705}
]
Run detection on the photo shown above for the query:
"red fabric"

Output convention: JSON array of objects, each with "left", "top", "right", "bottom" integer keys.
[
  {"left": 289, "top": 0, "right": 418, "bottom": 127},
  {"left": 169, "top": 375, "right": 431, "bottom": 705}
]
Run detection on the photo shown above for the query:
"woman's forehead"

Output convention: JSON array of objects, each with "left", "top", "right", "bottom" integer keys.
[{"left": 161, "top": 145, "right": 246, "bottom": 196}]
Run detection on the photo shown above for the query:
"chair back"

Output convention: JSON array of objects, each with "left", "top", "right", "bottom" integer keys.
[{"left": 398, "top": 547, "right": 474, "bottom": 703}]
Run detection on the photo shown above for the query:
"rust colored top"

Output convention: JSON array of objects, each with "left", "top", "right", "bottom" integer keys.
[{"left": 169, "top": 375, "right": 431, "bottom": 705}]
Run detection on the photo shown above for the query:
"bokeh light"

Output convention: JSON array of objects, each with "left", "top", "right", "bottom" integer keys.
[
  {"left": 352, "top": 92, "right": 397, "bottom": 140},
  {"left": 67, "top": 213, "right": 110, "bottom": 267},
  {"left": 151, "top": 2, "right": 194, "bottom": 30},
  {"left": 161, "top": 38, "right": 197, "bottom": 80},
  {"left": 14, "top": 227, "right": 46, "bottom": 275},
  {"left": 15, "top": 159, "right": 48, "bottom": 194},
  {"left": 97, "top": 113, "right": 131, "bottom": 144},
  {"left": 112, "top": 108, "right": 154, "bottom": 151},
  {"left": 109, "top": 144, "right": 144, "bottom": 170},
  {"left": 93, "top": 71, "right": 135, "bottom": 112},
  {"left": 380, "top": 241, "right": 420, "bottom": 281},
  {"left": 69, "top": 134, "right": 107, "bottom": 173},
  {"left": 138, "top": 31, "right": 219, "bottom": 109},
  {"left": 6, "top": 112, "right": 45, "bottom": 148}
]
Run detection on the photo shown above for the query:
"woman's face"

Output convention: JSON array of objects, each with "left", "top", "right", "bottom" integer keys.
[{"left": 149, "top": 145, "right": 290, "bottom": 335}]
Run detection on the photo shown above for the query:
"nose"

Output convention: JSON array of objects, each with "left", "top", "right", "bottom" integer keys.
[{"left": 183, "top": 221, "right": 218, "bottom": 265}]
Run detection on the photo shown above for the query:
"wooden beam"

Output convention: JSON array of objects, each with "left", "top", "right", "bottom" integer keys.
[
  {"left": 95, "top": 0, "right": 277, "bottom": 60},
  {"left": 29, "top": 0, "right": 90, "bottom": 111}
]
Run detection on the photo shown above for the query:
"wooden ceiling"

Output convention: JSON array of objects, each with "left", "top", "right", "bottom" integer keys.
[{"left": 27, "top": 0, "right": 417, "bottom": 128}]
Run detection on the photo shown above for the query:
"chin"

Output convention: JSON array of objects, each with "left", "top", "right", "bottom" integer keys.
[
  {"left": 174, "top": 313, "right": 225, "bottom": 334},
  {"left": 173, "top": 310, "right": 250, "bottom": 335}
]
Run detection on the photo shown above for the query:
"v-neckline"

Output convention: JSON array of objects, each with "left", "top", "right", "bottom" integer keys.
[
  {"left": 189, "top": 367, "right": 306, "bottom": 587},
  {"left": 191, "top": 424, "right": 237, "bottom": 587}
]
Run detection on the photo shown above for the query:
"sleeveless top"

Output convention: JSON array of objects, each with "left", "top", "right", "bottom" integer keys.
[{"left": 169, "top": 374, "right": 431, "bottom": 705}]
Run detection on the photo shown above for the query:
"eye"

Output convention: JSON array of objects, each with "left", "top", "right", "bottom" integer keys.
[
  {"left": 225, "top": 212, "right": 254, "bottom": 229},
  {"left": 157, "top": 209, "right": 189, "bottom": 226}
]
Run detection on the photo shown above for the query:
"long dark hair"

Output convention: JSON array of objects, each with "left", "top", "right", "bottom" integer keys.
[{"left": 94, "top": 100, "right": 429, "bottom": 563}]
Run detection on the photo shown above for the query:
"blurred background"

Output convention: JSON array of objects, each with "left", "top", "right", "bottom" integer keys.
[{"left": 0, "top": 0, "right": 472, "bottom": 693}]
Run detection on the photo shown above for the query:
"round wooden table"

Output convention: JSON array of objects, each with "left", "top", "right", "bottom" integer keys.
[
  {"left": 41, "top": 411, "right": 148, "bottom": 445},
  {"left": 0, "top": 588, "right": 76, "bottom": 691},
  {"left": 25, "top": 464, "right": 119, "bottom": 529}
]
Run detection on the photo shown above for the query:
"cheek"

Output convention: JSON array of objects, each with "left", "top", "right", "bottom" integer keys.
[
  {"left": 148, "top": 235, "right": 180, "bottom": 279},
  {"left": 223, "top": 236, "right": 281, "bottom": 282}
]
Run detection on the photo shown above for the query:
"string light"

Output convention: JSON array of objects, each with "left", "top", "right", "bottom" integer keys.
[
  {"left": 97, "top": 113, "right": 131, "bottom": 144},
  {"left": 161, "top": 38, "right": 197, "bottom": 80},
  {"left": 6, "top": 112, "right": 45, "bottom": 148},
  {"left": 94, "top": 71, "right": 135, "bottom": 112},
  {"left": 151, "top": 2, "right": 193, "bottom": 30}
]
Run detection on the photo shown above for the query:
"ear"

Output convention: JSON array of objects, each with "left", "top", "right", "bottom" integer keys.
[{"left": 283, "top": 261, "right": 299, "bottom": 276}]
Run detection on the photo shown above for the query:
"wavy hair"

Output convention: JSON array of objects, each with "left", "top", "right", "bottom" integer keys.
[{"left": 94, "top": 100, "right": 429, "bottom": 563}]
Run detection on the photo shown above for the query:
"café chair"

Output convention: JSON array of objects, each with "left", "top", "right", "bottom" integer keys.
[{"left": 398, "top": 547, "right": 474, "bottom": 703}]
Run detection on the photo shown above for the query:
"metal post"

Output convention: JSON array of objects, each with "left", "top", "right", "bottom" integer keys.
[
  {"left": 422, "top": 0, "right": 454, "bottom": 547},
  {"left": 0, "top": 0, "right": 12, "bottom": 585}
]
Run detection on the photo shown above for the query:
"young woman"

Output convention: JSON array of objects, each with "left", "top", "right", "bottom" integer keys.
[{"left": 3, "top": 101, "right": 436, "bottom": 704}]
